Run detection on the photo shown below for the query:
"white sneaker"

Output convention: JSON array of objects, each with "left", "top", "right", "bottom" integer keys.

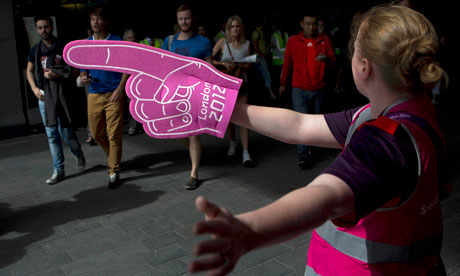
[
  {"left": 46, "top": 171, "right": 65, "bottom": 184},
  {"left": 227, "top": 141, "right": 238, "bottom": 156}
]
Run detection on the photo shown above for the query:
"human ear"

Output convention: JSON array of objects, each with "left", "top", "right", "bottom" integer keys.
[{"left": 361, "top": 58, "right": 372, "bottom": 79}]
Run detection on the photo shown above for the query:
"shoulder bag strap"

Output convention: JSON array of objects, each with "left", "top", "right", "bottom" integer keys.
[{"left": 224, "top": 39, "right": 234, "bottom": 61}]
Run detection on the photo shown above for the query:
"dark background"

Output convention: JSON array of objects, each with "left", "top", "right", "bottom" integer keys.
[
  {"left": 10, "top": 0, "right": 458, "bottom": 114},
  {"left": 12, "top": 0, "right": 455, "bottom": 43}
]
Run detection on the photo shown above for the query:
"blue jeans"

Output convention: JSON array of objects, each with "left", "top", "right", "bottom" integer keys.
[
  {"left": 291, "top": 87, "right": 324, "bottom": 159},
  {"left": 39, "top": 99, "right": 82, "bottom": 173},
  {"left": 256, "top": 57, "right": 272, "bottom": 88}
]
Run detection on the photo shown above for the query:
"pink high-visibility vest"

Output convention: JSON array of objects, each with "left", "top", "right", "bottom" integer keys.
[{"left": 307, "top": 95, "right": 448, "bottom": 275}]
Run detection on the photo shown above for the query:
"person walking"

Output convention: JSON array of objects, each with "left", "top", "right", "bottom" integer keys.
[
  {"left": 252, "top": 15, "right": 277, "bottom": 100},
  {"left": 162, "top": 4, "right": 213, "bottom": 190},
  {"left": 80, "top": 6, "right": 128, "bottom": 189},
  {"left": 212, "top": 15, "right": 253, "bottom": 167},
  {"left": 26, "top": 15, "right": 86, "bottom": 184},
  {"left": 279, "top": 13, "right": 335, "bottom": 169}
]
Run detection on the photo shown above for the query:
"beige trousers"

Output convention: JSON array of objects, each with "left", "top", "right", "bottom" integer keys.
[{"left": 87, "top": 93, "right": 124, "bottom": 175}]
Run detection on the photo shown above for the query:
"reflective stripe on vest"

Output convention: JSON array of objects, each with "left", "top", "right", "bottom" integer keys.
[
  {"left": 140, "top": 38, "right": 162, "bottom": 48},
  {"left": 214, "top": 31, "right": 225, "bottom": 43},
  {"left": 139, "top": 38, "right": 150, "bottom": 46},
  {"left": 153, "top": 38, "right": 163, "bottom": 48},
  {"left": 271, "top": 31, "right": 288, "bottom": 66},
  {"left": 315, "top": 221, "right": 442, "bottom": 264}
]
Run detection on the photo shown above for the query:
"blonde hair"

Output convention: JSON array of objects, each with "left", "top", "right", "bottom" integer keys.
[
  {"left": 225, "top": 15, "right": 246, "bottom": 43},
  {"left": 349, "top": 5, "right": 447, "bottom": 91}
]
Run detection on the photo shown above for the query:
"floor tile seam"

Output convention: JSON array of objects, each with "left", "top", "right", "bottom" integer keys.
[
  {"left": 9, "top": 251, "right": 73, "bottom": 275},
  {"left": 270, "top": 257, "right": 299, "bottom": 272},
  {"left": 442, "top": 237, "right": 460, "bottom": 251},
  {"left": 61, "top": 240, "right": 150, "bottom": 269},
  {"left": 139, "top": 244, "right": 189, "bottom": 269},
  {"left": 62, "top": 229, "right": 147, "bottom": 260},
  {"left": 443, "top": 212, "right": 460, "bottom": 224},
  {"left": 237, "top": 258, "right": 294, "bottom": 275}
]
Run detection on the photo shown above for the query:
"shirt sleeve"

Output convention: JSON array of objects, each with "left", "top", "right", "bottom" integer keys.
[
  {"left": 27, "top": 45, "right": 36, "bottom": 63},
  {"left": 324, "top": 107, "right": 361, "bottom": 146},
  {"left": 162, "top": 36, "right": 169, "bottom": 51},
  {"left": 323, "top": 125, "right": 418, "bottom": 224}
]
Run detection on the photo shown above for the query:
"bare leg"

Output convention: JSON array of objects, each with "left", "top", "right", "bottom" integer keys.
[{"left": 189, "top": 135, "right": 201, "bottom": 179}]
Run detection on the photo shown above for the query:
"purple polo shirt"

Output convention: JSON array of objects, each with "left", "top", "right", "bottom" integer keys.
[{"left": 323, "top": 108, "right": 418, "bottom": 223}]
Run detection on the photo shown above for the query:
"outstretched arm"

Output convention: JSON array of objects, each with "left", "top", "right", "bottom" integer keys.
[
  {"left": 231, "top": 103, "right": 341, "bottom": 149},
  {"left": 190, "top": 173, "right": 354, "bottom": 275}
]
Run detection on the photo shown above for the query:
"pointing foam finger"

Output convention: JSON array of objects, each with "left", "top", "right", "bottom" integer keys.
[
  {"left": 64, "top": 40, "right": 143, "bottom": 75},
  {"left": 64, "top": 40, "right": 196, "bottom": 77}
]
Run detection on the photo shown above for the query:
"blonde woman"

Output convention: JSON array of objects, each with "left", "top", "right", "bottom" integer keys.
[
  {"left": 212, "top": 15, "right": 253, "bottom": 167},
  {"left": 191, "top": 5, "right": 449, "bottom": 275}
]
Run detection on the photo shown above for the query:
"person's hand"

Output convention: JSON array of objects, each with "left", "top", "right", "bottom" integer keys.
[
  {"left": 189, "top": 196, "right": 254, "bottom": 276},
  {"left": 222, "top": 61, "right": 236, "bottom": 72},
  {"left": 63, "top": 40, "right": 242, "bottom": 139},
  {"left": 32, "top": 86, "right": 44, "bottom": 101},
  {"left": 279, "top": 85, "right": 286, "bottom": 96},
  {"left": 110, "top": 87, "right": 123, "bottom": 102},
  {"left": 80, "top": 73, "right": 92, "bottom": 84},
  {"left": 43, "top": 68, "right": 60, "bottom": 80}
]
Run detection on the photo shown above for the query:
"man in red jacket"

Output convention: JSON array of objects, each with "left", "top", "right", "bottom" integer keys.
[{"left": 279, "top": 14, "right": 335, "bottom": 169}]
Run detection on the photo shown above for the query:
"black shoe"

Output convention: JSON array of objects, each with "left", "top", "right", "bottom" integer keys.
[
  {"left": 242, "top": 156, "right": 255, "bottom": 168},
  {"left": 46, "top": 171, "right": 65, "bottom": 185},
  {"left": 75, "top": 152, "right": 86, "bottom": 172},
  {"left": 185, "top": 176, "right": 200, "bottom": 190},
  {"left": 108, "top": 172, "right": 121, "bottom": 189},
  {"left": 86, "top": 137, "right": 97, "bottom": 146},
  {"left": 243, "top": 159, "right": 254, "bottom": 168}
]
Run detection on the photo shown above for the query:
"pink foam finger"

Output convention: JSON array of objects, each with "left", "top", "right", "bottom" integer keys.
[
  {"left": 126, "top": 74, "right": 164, "bottom": 102},
  {"left": 64, "top": 40, "right": 196, "bottom": 77},
  {"left": 64, "top": 40, "right": 242, "bottom": 139}
]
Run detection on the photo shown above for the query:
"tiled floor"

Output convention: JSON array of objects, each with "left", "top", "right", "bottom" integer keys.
[{"left": 1, "top": 102, "right": 459, "bottom": 275}]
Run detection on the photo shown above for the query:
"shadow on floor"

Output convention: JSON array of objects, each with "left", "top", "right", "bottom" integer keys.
[{"left": 0, "top": 184, "right": 165, "bottom": 268}]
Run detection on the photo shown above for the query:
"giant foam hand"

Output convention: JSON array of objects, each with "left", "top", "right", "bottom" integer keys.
[{"left": 63, "top": 40, "right": 242, "bottom": 139}]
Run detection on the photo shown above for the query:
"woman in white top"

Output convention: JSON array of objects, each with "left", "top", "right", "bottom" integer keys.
[{"left": 212, "top": 15, "right": 253, "bottom": 167}]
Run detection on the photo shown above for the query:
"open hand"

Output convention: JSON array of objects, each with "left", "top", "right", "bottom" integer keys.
[{"left": 190, "top": 196, "right": 254, "bottom": 276}]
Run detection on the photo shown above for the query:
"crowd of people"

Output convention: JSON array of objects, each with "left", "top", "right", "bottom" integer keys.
[
  {"left": 25, "top": 0, "right": 451, "bottom": 275},
  {"left": 27, "top": 3, "right": 364, "bottom": 188},
  {"left": 27, "top": 1, "right": 449, "bottom": 188}
]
